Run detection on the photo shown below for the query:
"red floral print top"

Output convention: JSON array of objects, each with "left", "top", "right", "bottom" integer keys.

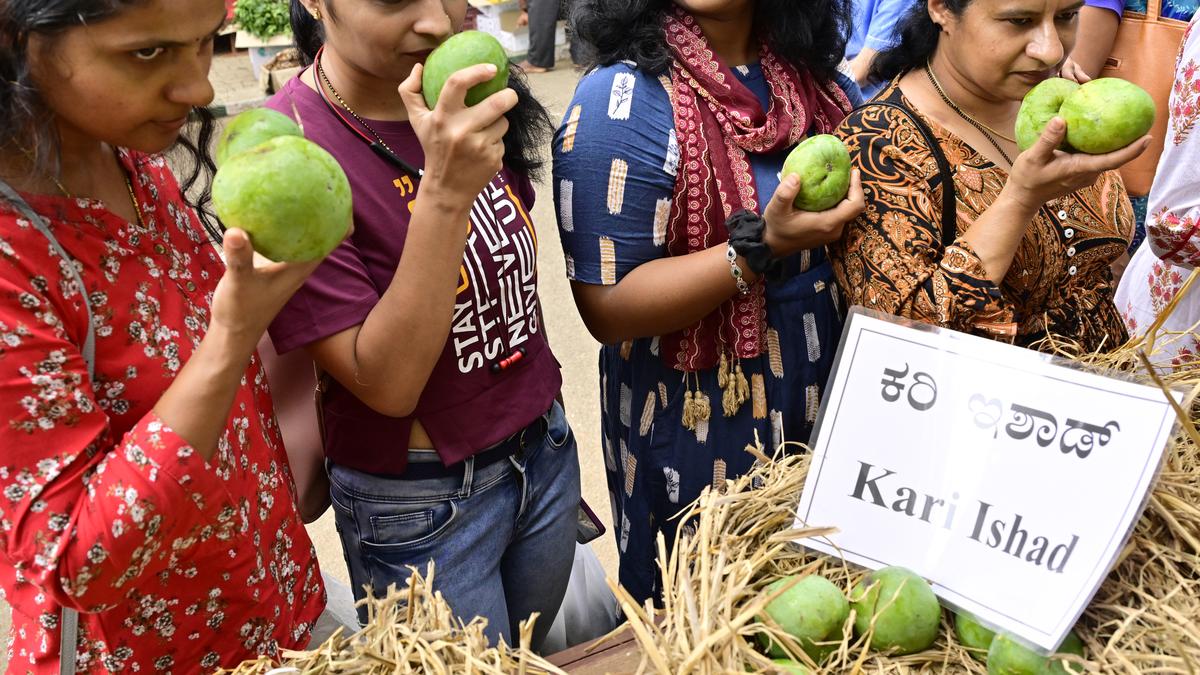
[{"left": 0, "top": 151, "right": 324, "bottom": 673}]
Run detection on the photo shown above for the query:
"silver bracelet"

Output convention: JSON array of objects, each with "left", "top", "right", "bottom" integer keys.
[{"left": 726, "top": 244, "right": 750, "bottom": 295}]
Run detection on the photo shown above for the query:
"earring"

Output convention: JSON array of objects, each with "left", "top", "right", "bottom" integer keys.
[{"left": 310, "top": 6, "right": 322, "bottom": 20}]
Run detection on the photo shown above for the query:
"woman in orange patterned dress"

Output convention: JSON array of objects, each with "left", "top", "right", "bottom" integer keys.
[{"left": 830, "top": 0, "right": 1152, "bottom": 351}]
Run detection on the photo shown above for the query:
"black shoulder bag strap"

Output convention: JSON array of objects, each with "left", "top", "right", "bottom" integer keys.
[
  {"left": 860, "top": 100, "right": 959, "bottom": 250},
  {"left": 0, "top": 179, "right": 89, "bottom": 675}
]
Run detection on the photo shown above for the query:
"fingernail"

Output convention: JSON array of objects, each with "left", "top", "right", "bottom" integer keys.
[
  {"left": 1048, "top": 118, "right": 1064, "bottom": 131},
  {"left": 486, "top": 64, "right": 498, "bottom": 74},
  {"left": 786, "top": 174, "right": 800, "bottom": 187}
]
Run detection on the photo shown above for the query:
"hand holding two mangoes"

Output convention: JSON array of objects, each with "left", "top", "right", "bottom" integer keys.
[{"left": 1006, "top": 77, "right": 1154, "bottom": 208}]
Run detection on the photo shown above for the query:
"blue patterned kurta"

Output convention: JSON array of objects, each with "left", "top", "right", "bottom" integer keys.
[{"left": 552, "top": 63, "right": 862, "bottom": 602}]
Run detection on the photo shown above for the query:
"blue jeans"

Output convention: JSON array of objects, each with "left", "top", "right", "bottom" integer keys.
[{"left": 328, "top": 401, "right": 581, "bottom": 650}]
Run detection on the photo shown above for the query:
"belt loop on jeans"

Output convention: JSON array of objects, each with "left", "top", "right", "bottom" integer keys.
[{"left": 459, "top": 456, "right": 475, "bottom": 499}]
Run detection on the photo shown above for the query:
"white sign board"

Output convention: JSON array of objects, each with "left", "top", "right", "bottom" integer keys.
[{"left": 795, "top": 309, "right": 1178, "bottom": 652}]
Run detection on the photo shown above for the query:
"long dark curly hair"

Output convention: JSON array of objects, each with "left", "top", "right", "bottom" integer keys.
[
  {"left": 0, "top": 0, "right": 222, "bottom": 240},
  {"left": 290, "top": 0, "right": 553, "bottom": 182},
  {"left": 571, "top": 0, "right": 851, "bottom": 80}
]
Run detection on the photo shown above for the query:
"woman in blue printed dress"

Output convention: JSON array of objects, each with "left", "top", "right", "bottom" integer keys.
[{"left": 555, "top": 0, "right": 866, "bottom": 603}]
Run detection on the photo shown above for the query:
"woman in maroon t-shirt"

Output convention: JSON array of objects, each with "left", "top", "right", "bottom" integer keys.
[{"left": 265, "top": 0, "right": 581, "bottom": 650}]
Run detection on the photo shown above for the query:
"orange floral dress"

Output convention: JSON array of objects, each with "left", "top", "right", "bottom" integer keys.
[{"left": 830, "top": 82, "right": 1133, "bottom": 352}]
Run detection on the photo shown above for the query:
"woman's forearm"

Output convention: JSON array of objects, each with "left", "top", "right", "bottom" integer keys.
[
  {"left": 572, "top": 244, "right": 754, "bottom": 344},
  {"left": 152, "top": 323, "right": 260, "bottom": 459},
  {"left": 957, "top": 186, "right": 1042, "bottom": 282},
  {"left": 314, "top": 189, "right": 474, "bottom": 417},
  {"left": 1069, "top": 6, "right": 1122, "bottom": 78}
]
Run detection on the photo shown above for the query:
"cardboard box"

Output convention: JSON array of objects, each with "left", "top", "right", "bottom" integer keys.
[
  {"left": 233, "top": 30, "right": 292, "bottom": 49},
  {"left": 487, "top": 22, "right": 567, "bottom": 56},
  {"left": 475, "top": 8, "right": 524, "bottom": 33},
  {"left": 268, "top": 65, "right": 302, "bottom": 94}
]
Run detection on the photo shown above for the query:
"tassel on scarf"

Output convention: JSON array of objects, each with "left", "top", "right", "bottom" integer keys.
[
  {"left": 694, "top": 390, "right": 711, "bottom": 424},
  {"left": 682, "top": 389, "right": 697, "bottom": 431},
  {"left": 721, "top": 357, "right": 752, "bottom": 417}
]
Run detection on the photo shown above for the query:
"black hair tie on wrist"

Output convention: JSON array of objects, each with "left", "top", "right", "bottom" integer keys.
[{"left": 727, "top": 209, "right": 781, "bottom": 279}]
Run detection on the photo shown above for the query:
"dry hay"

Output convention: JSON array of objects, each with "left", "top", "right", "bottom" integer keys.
[
  {"left": 219, "top": 565, "right": 565, "bottom": 675},
  {"left": 221, "top": 281, "right": 1200, "bottom": 674},
  {"left": 608, "top": 284, "right": 1200, "bottom": 674}
]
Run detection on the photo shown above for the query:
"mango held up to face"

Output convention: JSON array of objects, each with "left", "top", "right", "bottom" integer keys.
[
  {"left": 986, "top": 631, "right": 1085, "bottom": 675},
  {"left": 215, "top": 108, "right": 303, "bottom": 167},
  {"left": 1015, "top": 78, "right": 1079, "bottom": 152},
  {"left": 1016, "top": 77, "right": 1154, "bottom": 154},
  {"left": 757, "top": 574, "right": 849, "bottom": 662},
  {"left": 212, "top": 135, "right": 352, "bottom": 262},
  {"left": 781, "top": 134, "right": 852, "bottom": 212},
  {"left": 1059, "top": 78, "right": 1156, "bottom": 154},
  {"left": 421, "top": 30, "right": 510, "bottom": 109},
  {"left": 849, "top": 566, "right": 941, "bottom": 655}
]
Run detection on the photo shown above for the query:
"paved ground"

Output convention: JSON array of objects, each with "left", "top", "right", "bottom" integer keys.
[{"left": 0, "top": 54, "right": 604, "bottom": 668}]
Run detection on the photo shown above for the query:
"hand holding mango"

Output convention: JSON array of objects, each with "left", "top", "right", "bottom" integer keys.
[
  {"left": 421, "top": 31, "right": 510, "bottom": 109},
  {"left": 1005, "top": 83, "right": 1151, "bottom": 211},
  {"left": 212, "top": 109, "right": 352, "bottom": 263},
  {"left": 781, "top": 134, "right": 853, "bottom": 211},
  {"left": 1016, "top": 77, "right": 1155, "bottom": 154},
  {"left": 763, "top": 136, "right": 863, "bottom": 257}
]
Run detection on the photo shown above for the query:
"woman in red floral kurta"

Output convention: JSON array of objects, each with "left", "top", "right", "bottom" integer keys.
[{"left": 0, "top": 0, "right": 327, "bottom": 672}]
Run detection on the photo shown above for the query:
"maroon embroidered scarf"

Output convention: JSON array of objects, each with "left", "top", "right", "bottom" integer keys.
[{"left": 661, "top": 7, "right": 852, "bottom": 372}]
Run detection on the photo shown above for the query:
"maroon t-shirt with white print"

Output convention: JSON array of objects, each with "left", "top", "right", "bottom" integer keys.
[{"left": 265, "top": 74, "right": 561, "bottom": 475}]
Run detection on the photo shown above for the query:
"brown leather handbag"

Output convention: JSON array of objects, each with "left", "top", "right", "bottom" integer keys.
[{"left": 1100, "top": 1, "right": 1191, "bottom": 196}]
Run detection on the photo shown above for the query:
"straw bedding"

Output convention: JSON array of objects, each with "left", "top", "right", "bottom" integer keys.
[{"left": 225, "top": 284, "right": 1200, "bottom": 673}]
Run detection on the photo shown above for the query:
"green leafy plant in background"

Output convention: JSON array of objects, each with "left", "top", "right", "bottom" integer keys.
[{"left": 233, "top": 0, "right": 290, "bottom": 40}]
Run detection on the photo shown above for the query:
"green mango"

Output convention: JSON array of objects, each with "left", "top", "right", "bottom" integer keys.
[
  {"left": 849, "top": 566, "right": 940, "bottom": 655},
  {"left": 212, "top": 135, "right": 352, "bottom": 262},
  {"left": 955, "top": 611, "right": 997, "bottom": 662},
  {"left": 781, "top": 134, "right": 852, "bottom": 212},
  {"left": 1015, "top": 77, "right": 1080, "bottom": 151},
  {"left": 215, "top": 108, "right": 302, "bottom": 167},
  {"left": 421, "top": 30, "right": 510, "bottom": 109},
  {"left": 770, "top": 658, "right": 811, "bottom": 674},
  {"left": 986, "top": 631, "right": 1086, "bottom": 674},
  {"left": 757, "top": 574, "right": 848, "bottom": 662},
  {"left": 1060, "top": 78, "right": 1155, "bottom": 154}
]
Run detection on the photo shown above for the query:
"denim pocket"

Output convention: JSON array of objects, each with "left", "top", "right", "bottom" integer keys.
[
  {"left": 361, "top": 499, "right": 458, "bottom": 553},
  {"left": 545, "top": 402, "right": 574, "bottom": 450}
]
